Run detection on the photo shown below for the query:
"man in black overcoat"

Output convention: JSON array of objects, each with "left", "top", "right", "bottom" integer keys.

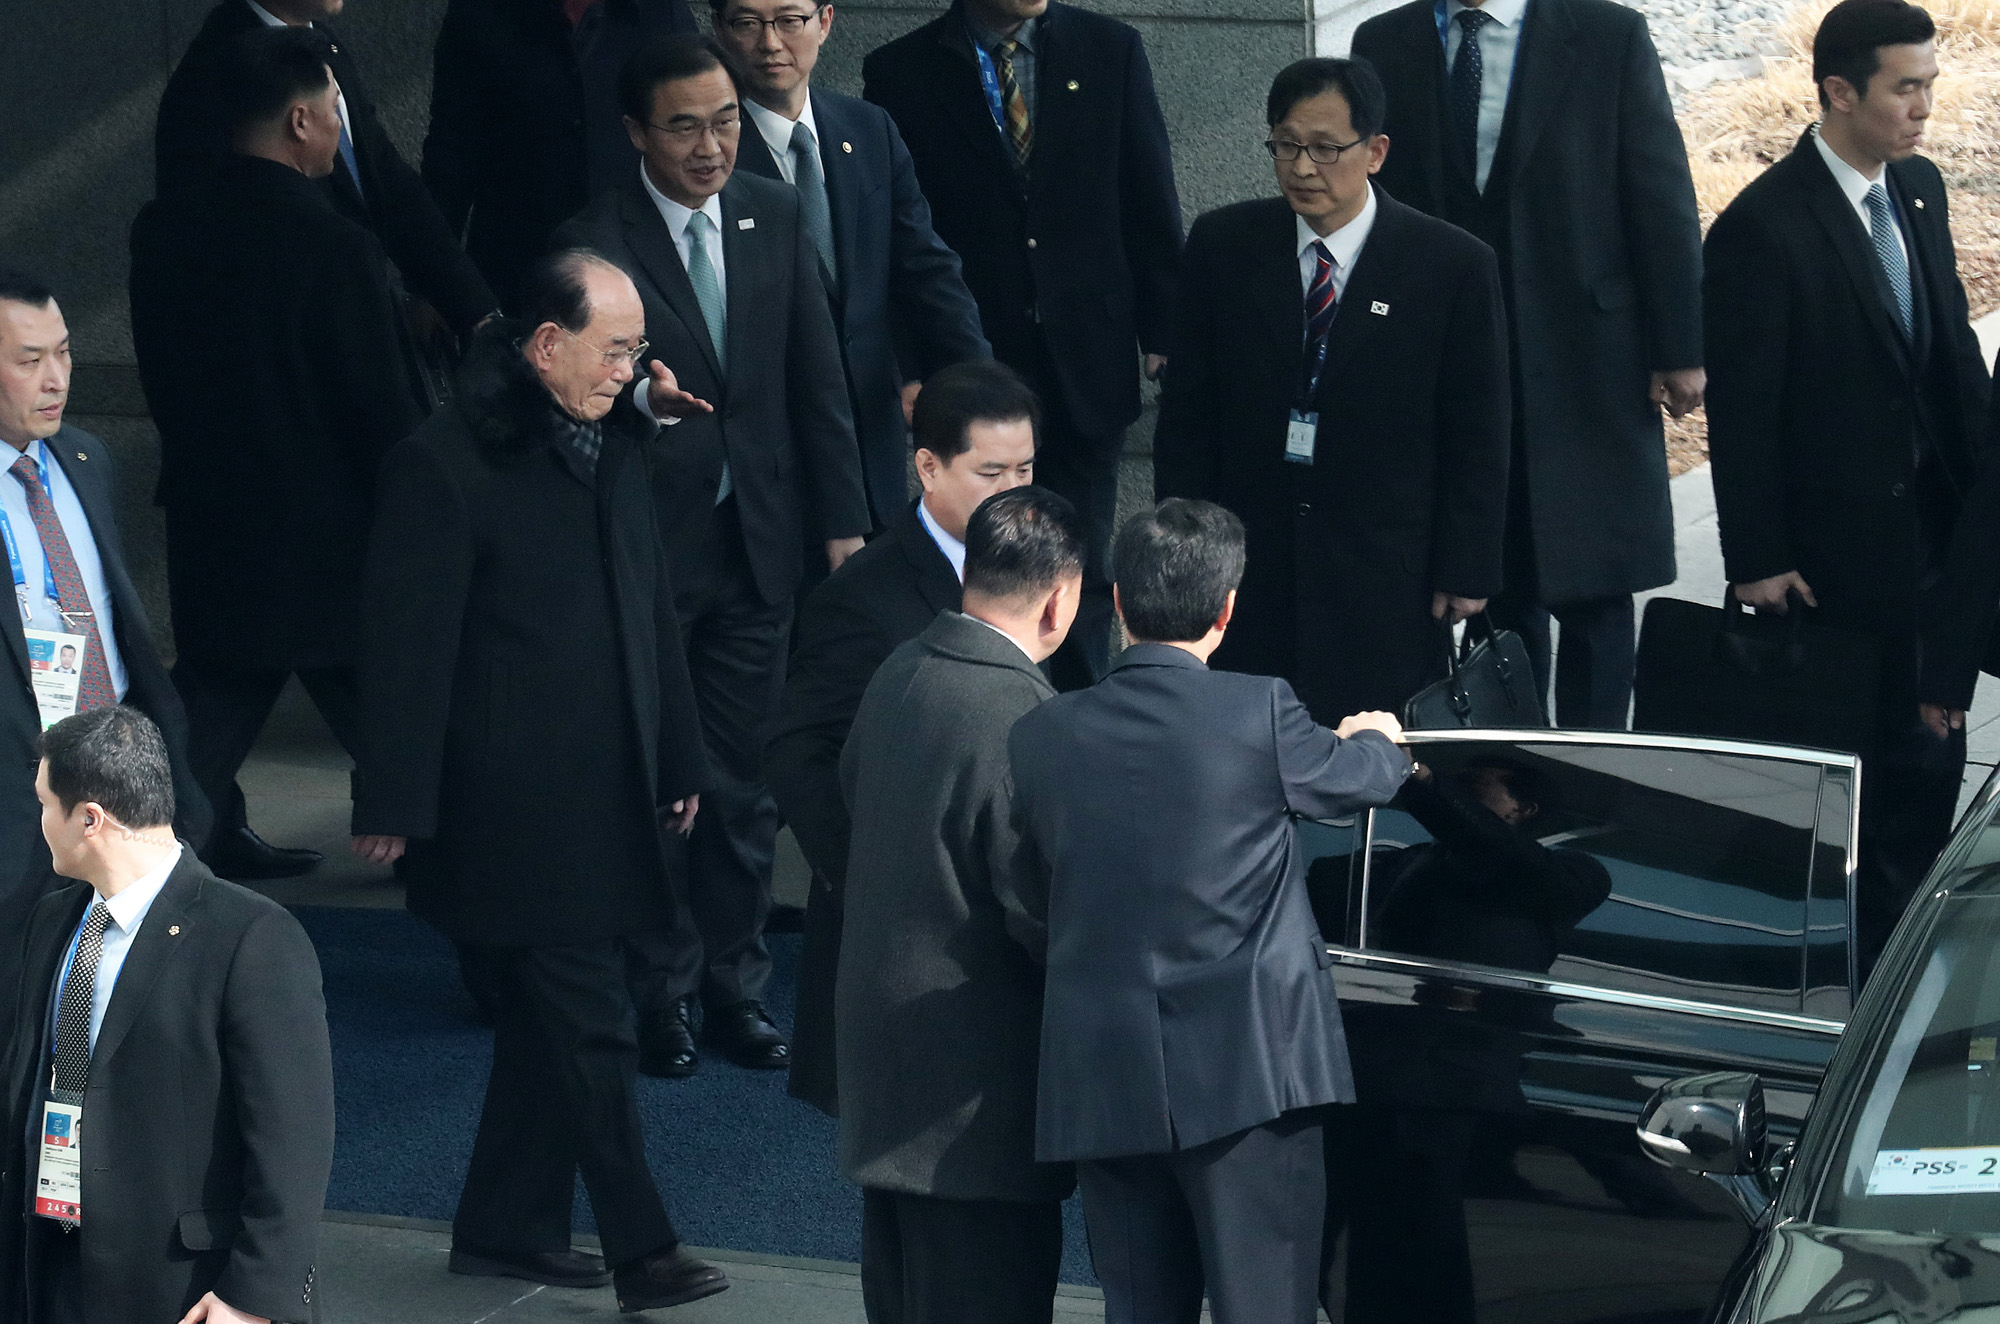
[
  {"left": 155, "top": 0, "right": 499, "bottom": 340},
  {"left": 1705, "top": 0, "right": 1992, "bottom": 956},
  {"left": 1352, "top": 0, "right": 1704, "bottom": 728},
  {"left": 556, "top": 36, "right": 870, "bottom": 1073},
  {"left": 1154, "top": 59, "right": 1510, "bottom": 724},
  {"left": 767, "top": 360, "right": 1038, "bottom": 1107},
  {"left": 1919, "top": 360, "right": 2000, "bottom": 722},
  {"left": 349, "top": 252, "right": 727, "bottom": 1311},
  {"left": 1, "top": 707, "right": 330, "bottom": 1324},
  {"left": 131, "top": 27, "right": 424, "bottom": 881},
  {"left": 862, "top": 0, "right": 1183, "bottom": 683},
  {"left": 0, "top": 275, "right": 208, "bottom": 1032},
  {"left": 423, "top": 0, "right": 699, "bottom": 306}
]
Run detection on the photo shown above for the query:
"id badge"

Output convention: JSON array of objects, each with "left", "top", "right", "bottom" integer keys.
[
  {"left": 35, "top": 1100, "right": 82, "bottom": 1222},
  {"left": 23, "top": 628, "right": 85, "bottom": 730},
  {"left": 1285, "top": 409, "right": 1318, "bottom": 465}
]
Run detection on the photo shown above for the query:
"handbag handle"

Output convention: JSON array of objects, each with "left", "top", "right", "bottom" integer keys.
[{"left": 1720, "top": 585, "right": 1809, "bottom": 673}]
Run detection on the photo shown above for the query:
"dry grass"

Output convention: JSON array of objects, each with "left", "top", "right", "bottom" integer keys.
[{"left": 1663, "top": 0, "right": 2000, "bottom": 472}]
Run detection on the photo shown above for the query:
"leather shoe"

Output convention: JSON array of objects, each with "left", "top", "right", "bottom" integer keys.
[
  {"left": 449, "top": 1246, "right": 612, "bottom": 1288},
  {"left": 703, "top": 1000, "right": 789, "bottom": 1069},
  {"left": 205, "top": 826, "right": 322, "bottom": 880},
  {"left": 614, "top": 1246, "right": 728, "bottom": 1312},
  {"left": 765, "top": 902, "right": 806, "bottom": 934},
  {"left": 639, "top": 997, "right": 700, "bottom": 1078}
]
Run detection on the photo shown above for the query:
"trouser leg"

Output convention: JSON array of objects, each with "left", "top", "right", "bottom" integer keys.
[
  {"left": 1173, "top": 1110, "right": 1326, "bottom": 1324},
  {"left": 170, "top": 657, "right": 290, "bottom": 847},
  {"left": 1077, "top": 1154, "right": 1205, "bottom": 1324},
  {"left": 1018, "top": 347, "right": 1122, "bottom": 691},
  {"left": 1341, "top": 1105, "right": 1476, "bottom": 1324},
  {"left": 1547, "top": 594, "right": 1637, "bottom": 730},
  {"left": 1859, "top": 716, "right": 1966, "bottom": 969},
  {"left": 866, "top": 1190, "right": 1063, "bottom": 1324}
]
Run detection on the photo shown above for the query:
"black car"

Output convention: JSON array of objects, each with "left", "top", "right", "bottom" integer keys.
[
  {"left": 1639, "top": 761, "right": 2000, "bottom": 1323},
  {"left": 1305, "top": 727, "right": 1868, "bottom": 1323}
]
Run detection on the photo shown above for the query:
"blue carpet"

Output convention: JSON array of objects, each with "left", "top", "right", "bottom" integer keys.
[{"left": 298, "top": 906, "right": 1096, "bottom": 1285}]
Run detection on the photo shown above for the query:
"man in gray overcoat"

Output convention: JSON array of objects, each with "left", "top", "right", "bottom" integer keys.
[{"left": 835, "top": 486, "right": 1085, "bottom": 1324}]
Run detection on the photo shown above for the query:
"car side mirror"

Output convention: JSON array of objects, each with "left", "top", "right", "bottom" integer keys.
[{"left": 1636, "top": 1071, "right": 1765, "bottom": 1177}]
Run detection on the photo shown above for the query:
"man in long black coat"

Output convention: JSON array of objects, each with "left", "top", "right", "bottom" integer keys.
[
  {"left": 1352, "top": 0, "right": 1704, "bottom": 728},
  {"left": 131, "top": 26, "right": 425, "bottom": 880},
  {"left": 350, "top": 253, "right": 727, "bottom": 1310},
  {"left": 1705, "top": 0, "right": 1991, "bottom": 956},
  {"left": 862, "top": 0, "right": 1183, "bottom": 683},
  {"left": 1155, "top": 59, "right": 1510, "bottom": 723}
]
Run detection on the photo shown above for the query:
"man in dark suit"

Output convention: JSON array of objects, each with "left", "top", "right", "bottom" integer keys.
[
  {"left": 768, "top": 359, "right": 1037, "bottom": 1104},
  {"left": 1705, "top": 0, "right": 1991, "bottom": 958},
  {"left": 557, "top": 35, "right": 870, "bottom": 1072},
  {"left": 1351, "top": 0, "right": 1704, "bottom": 729},
  {"left": 863, "top": 0, "right": 1182, "bottom": 684},
  {"left": 0, "top": 273, "right": 209, "bottom": 1030},
  {"left": 838, "top": 486, "right": 1081, "bottom": 1324},
  {"left": 156, "top": 0, "right": 498, "bottom": 341},
  {"left": 131, "top": 26, "right": 426, "bottom": 882},
  {"left": 1919, "top": 363, "right": 2000, "bottom": 725},
  {"left": 0, "top": 706, "right": 331, "bottom": 1324},
  {"left": 715, "top": 0, "right": 991, "bottom": 533},
  {"left": 350, "top": 251, "right": 727, "bottom": 1309},
  {"left": 1154, "top": 59, "right": 1510, "bottom": 725},
  {"left": 1009, "top": 499, "right": 1411, "bottom": 1322},
  {"left": 424, "top": 0, "right": 699, "bottom": 306}
]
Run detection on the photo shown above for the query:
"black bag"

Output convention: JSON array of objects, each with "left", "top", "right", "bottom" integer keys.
[
  {"left": 1402, "top": 615, "right": 1548, "bottom": 729},
  {"left": 1633, "top": 591, "right": 1883, "bottom": 756}
]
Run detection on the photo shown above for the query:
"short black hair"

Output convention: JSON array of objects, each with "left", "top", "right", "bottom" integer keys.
[
  {"left": 618, "top": 34, "right": 737, "bottom": 125},
  {"left": 1266, "top": 57, "right": 1387, "bottom": 139},
  {"left": 1114, "top": 498, "right": 1247, "bottom": 643},
  {"left": 516, "top": 248, "right": 618, "bottom": 334},
  {"left": 1813, "top": 0, "right": 1935, "bottom": 109},
  {"left": 38, "top": 706, "right": 176, "bottom": 829},
  {"left": 0, "top": 267, "right": 55, "bottom": 312},
  {"left": 964, "top": 486, "right": 1085, "bottom": 603},
  {"left": 220, "top": 25, "right": 335, "bottom": 136},
  {"left": 1458, "top": 759, "right": 1555, "bottom": 816},
  {"left": 911, "top": 360, "right": 1040, "bottom": 461}
]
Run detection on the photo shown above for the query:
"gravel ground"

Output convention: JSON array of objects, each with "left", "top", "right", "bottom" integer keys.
[{"left": 1627, "top": 0, "right": 1787, "bottom": 78}]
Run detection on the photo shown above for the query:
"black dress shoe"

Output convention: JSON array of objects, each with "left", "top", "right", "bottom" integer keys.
[
  {"left": 765, "top": 902, "right": 806, "bottom": 934},
  {"left": 448, "top": 1246, "right": 612, "bottom": 1288},
  {"left": 614, "top": 1246, "right": 728, "bottom": 1312},
  {"left": 703, "top": 1000, "right": 789, "bottom": 1069},
  {"left": 204, "top": 826, "right": 323, "bottom": 880},
  {"left": 639, "top": 996, "right": 700, "bottom": 1078}
]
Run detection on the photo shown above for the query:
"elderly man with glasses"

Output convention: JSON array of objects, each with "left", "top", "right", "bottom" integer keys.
[{"left": 1154, "top": 56, "right": 1511, "bottom": 728}]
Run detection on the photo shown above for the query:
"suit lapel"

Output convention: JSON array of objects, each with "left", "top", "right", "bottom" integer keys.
[
  {"left": 620, "top": 181, "right": 725, "bottom": 384},
  {"left": 735, "top": 117, "right": 783, "bottom": 183},
  {"left": 812, "top": 91, "right": 862, "bottom": 281},
  {"left": 1890, "top": 163, "right": 1942, "bottom": 365},
  {"left": 1794, "top": 141, "right": 1912, "bottom": 372},
  {"left": 1315, "top": 189, "right": 1404, "bottom": 412},
  {"left": 8, "top": 886, "right": 88, "bottom": 1109},
  {"left": 896, "top": 502, "right": 962, "bottom": 613},
  {"left": 89, "top": 857, "right": 205, "bottom": 1075},
  {"left": 719, "top": 180, "right": 770, "bottom": 395},
  {"left": 931, "top": 10, "right": 1025, "bottom": 191},
  {"left": 1402, "top": 6, "right": 1457, "bottom": 208},
  {"left": 1499, "top": 0, "right": 1577, "bottom": 191}
]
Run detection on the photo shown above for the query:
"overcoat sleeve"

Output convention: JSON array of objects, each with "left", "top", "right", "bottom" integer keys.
[
  {"left": 1427, "top": 241, "right": 1510, "bottom": 598},
  {"left": 420, "top": 0, "right": 487, "bottom": 246},
  {"left": 1614, "top": 13, "right": 1704, "bottom": 372},
  {"left": 1117, "top": 27, "right": 1184, "bottom": 358},
  {"left": 786, "top": 200, "right": 872, "bottom": 542},
  {"left": 883, "top": 112, "right": 992, "bottom": 379},
  {"left": 1703, "top": 205, "right": 1798, "bottom": 586},
  {"left": 1151, "top": 214, "right": 1219, "bottom": 501}
]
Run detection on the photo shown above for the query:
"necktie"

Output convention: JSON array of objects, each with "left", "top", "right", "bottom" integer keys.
[
  {"left": 1449, "top": 8, "right": 1494, "bottom": 178},
  {"left": 994, "top": 40, "right": 1033, "bottom": 167},
  {"left": 1865, "top": 184, "right": 1914, "bottom": 341},
  {"left": 789, "top": 121, "right": 838, "bottom": 291},
  {"left": 49, "top": 901, "right": 111, "bottom": 1230},
  {"left": 10, "top": 455, "right": 116, "bottom": 712},
  {"left": 1302, "top": 241, "right": 1338, "bottom": 399},
  {"left": 684, "top": 211, "right": 732, "bottom": 504}
]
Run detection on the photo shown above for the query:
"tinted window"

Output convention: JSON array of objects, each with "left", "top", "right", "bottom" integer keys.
[{"left": 1359, "top": 740, "right": 1824, "bottom": 1013}]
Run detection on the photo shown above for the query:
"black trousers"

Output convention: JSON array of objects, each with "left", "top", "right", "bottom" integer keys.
[
  {"left": 1016, "top": 343, "right": 1121, "bottom": 690},
  {"left": 171, "top": 657, "right": 362, "bottom": 847},
  {"left": 1330, "top": 1104, "right": 1478, "bottom": 1324},
  {"left": 1858, "top": 714, "right": 1967, "bottom": 970},
  {"left": 629, "top": 499, "right": 792, "bottom": 1014},
  {"left": 1486, "top": 590, "right": 1637, "bottom": 729},
  {"left": 1076, "top": 1110, "right": 1326, "bottom": 1324},
  {"left": 30, "top": 1219, "right": 83, "bottom": 1324},
  {"left": 860, "top": 1188, "right": 1064, "bottom": 1324},
  {"left": 453, "top": 940, "right": 678, "bottom": 1268}
]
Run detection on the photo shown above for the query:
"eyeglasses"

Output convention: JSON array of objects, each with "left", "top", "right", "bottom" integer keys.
[
  {"left": 563, "top": 328, "right": 650, "bottom": 368},
  {"left": 724, "top": 6, "right": 825, "bottom": 38},
  {"left": 641, "top": 112, "right": 743, "bottom": 143},
  {"left": 1264, "top": 136, "right": 1366, "bottom": 165}
]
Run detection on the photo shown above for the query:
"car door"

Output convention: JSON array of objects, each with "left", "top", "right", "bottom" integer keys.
[{"left": 1305, "top": 730, "right": 1859, "bottom": 1324}]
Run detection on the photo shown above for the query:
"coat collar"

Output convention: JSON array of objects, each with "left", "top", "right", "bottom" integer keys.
[
  {"left": 920, "top": 609, "right": 1054, "bottom": 689},
  {"left": 1784, "top": 129, "right": 1916, "bottom": 372},
  {"left": 892, "top": 499, "right": 964, "bottom": 615},
  {"left": 1110, "top": 640, "right": 1208, "bottom": 672},
  {"left": 1490, "top": 0, "right": 1576, "bottom": 192}
]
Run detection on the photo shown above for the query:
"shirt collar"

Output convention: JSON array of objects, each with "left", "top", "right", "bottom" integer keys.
[
  {"left": 969, "top": 12, "right": 1036, "bottom": 52},
  {"left": 245, "top": 0, "right": 293, "bottom": 27},
  {"left": 1296, "top": 182, "right": 1379, "bottom": 276},
  {"left": 99, "top": 844, "right": 182, "bottom": 935},
  {"left": 963, "top": 612, "right": 1039, "bottom": 664},
  {"left": 917, "top": 498, "right": 967, "bottom": 582},
  {"left": 1812, "top": 122, "right": 1887, "bottom": 203},
  {"left": 1444, "top": 0, "right": 1527, "bottom": 28},
  {"left": 744, "top": 96, "right": 820, "bottom": 166},
  {"left": 639, "top": 163, "right": 725, "bottom": 243}
]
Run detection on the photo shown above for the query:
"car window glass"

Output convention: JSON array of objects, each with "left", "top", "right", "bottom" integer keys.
[
  {"left": 1301, "top": 816, "right": 1366, "bottom": 946},
  {"left": 1359, "top": 740, "right": 1823, "bottom": 1013}
]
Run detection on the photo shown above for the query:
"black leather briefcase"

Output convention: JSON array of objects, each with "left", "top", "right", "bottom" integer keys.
[
  {"left": 1633, "top": 591, "right": 1883, "bottom": 756},
  {"left": 1402, "top": 615, "right": 1548, "bottom": 730}
]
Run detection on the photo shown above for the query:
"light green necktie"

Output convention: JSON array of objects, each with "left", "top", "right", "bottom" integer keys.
[{"left": 685, "top": 209, "right": 731, "bottom": 503}]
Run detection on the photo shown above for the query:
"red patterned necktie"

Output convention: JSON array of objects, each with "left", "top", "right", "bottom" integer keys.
[
  {"left": 9, "top": 453, "right": 117, "bottom": 712},
  {"left": 1302, "top": 241, "right": 1337, "bottom": 398},
  {"left": 994, "top": 40, "right": 1033, "bottom": 166}
]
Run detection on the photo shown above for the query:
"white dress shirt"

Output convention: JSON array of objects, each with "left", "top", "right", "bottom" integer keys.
[
  {"left": 1296, "top": 183, "right": 1380, "bottom": 302},
  {"left": 54, "top": 845, "right": 181, "bottom": 1052},
  {"left": 917, "top": 498, "right": 967, "bottom": 582},
  {"left": 1, "top": 438, "right": 128, "bottom": 699},
  {"left": 246, "top": 0, "right": 355, "bottom": 162},
  {"left": 745, "top": 97, "right": 823, "bottom": 187},
  {"left": 1443, "top": 0, "right": 1528, "bottom": 191},
  {"left": 1812, "top": 124, "right": 1908, "bottom": 266},
  {"left": 964, "top": 612, "right": 1039, "bottom": 664},
  {"left": 640, "top": 166, "right": 729, "bottom": 304}
]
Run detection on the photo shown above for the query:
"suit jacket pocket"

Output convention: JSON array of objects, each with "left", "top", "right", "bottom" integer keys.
[{"left": 177, "top": 1207, "right": 244, "bottom": 1252}]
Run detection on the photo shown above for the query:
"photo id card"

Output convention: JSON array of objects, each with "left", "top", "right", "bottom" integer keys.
[
  {"left": 1285, "top": 409, "right": 1318, "bottom": 465},
  {"left": 35, "top": 1101, "right": 82, "bottom": 1222},
  {"left": 24, "top": 628, "right": 85, "bottom": 730}
]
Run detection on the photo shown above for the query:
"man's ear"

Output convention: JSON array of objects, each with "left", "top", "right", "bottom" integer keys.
[{"left": 1214, "top": 588, "right": 1237, "bottom": 634}]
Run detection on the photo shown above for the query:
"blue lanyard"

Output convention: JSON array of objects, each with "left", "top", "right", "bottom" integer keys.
[
  {"left": 972, "top": 35, "right": 1008, "bottom": 135},
  {"left": 1433, "top": 0, "right": 1451, "bottom": 48},
  {"left": 0, "top": 447, "right": 60, "bottom": 610}
]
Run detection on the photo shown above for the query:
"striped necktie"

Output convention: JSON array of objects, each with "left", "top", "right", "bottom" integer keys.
[
  {"left": 9, "top": 454, "right": 116, "bottom": 712},
  {"left": 994, "top": 40, "right": 1033, "bottom": 166},
  {"left": 1302, "top": 240, "right": 1338, "bottom": 400}
]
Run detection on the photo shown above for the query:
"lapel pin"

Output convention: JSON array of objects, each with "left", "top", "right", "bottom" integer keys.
[
  {"left": 1914, "top": 197, "right": 1926, "bottom": 209},
  {"left": 737, "top": 217, "right": 755, "bottom": 230},
  {"left": 842, "top": 141, "right": 853, "bottom": 153},
  {"left": 75, "top": 452, "right": 86, "bottom": 461},
  {"left": 1067, "top": 79, "right": 1080, "bottom": 90},
  {"left": 1370, "top": 301, "right": 1390, "bottom": 316},
  {"left": 168, "top": 925, "right": 180, "bottom": 936}
]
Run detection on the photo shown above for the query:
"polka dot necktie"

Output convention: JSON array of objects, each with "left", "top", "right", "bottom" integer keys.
[
  {"left": 9, "top": 453, "right": 117, "bottom": 712},
  {"left": 49, "top": 901, "right": 111, "bottom": 1230},
  {"left": 1450, "top": 8, "right": 1494, "bottom": 176}
]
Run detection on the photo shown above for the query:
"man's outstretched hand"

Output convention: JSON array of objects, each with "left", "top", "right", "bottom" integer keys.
[
  {"left": 645, "top": 360, "right": 713, "bottom": 420},
  {"left": 351, "top": 834, "right": 407, "bottom": 866}
]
